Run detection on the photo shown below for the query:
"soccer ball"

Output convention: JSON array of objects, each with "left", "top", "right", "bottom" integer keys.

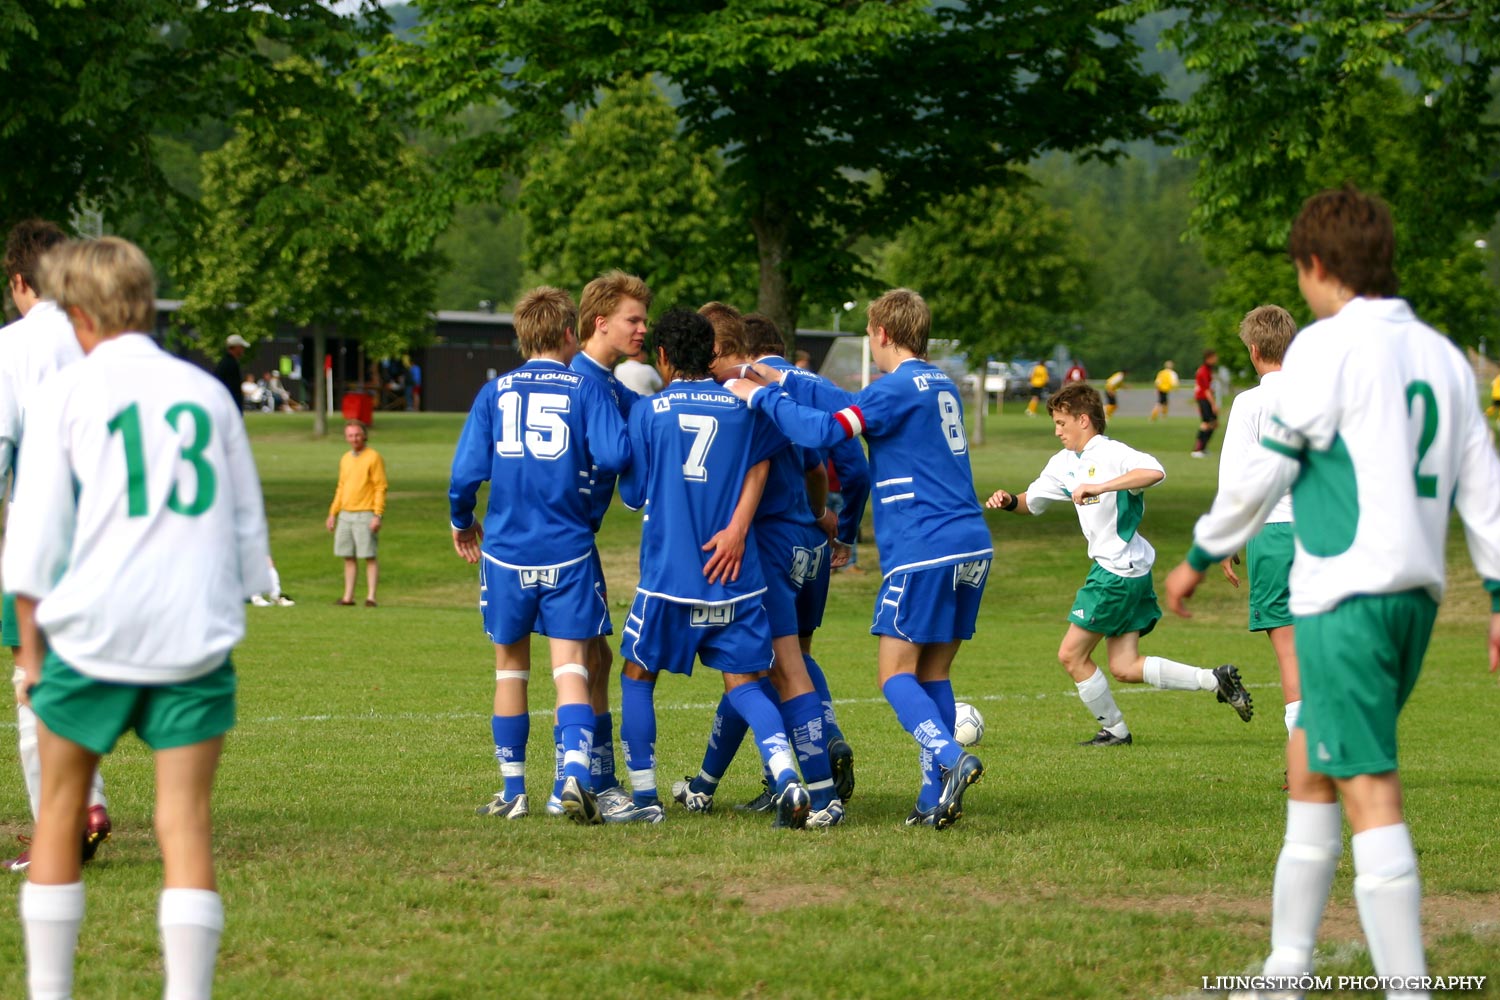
[{"left": 952, "top": 701, "right": 984, "bottom": 747}]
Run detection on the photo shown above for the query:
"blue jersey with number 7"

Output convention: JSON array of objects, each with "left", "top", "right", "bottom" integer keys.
[
  {"left": 448, "top": 359, "right": 630, "bottom": 569},
  {"left": 749, "top": 357, "right": 992, "bottom": 579}
]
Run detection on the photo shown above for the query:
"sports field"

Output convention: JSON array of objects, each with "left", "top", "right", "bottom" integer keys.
[{"left": 1, "top": 408, "right": 1495, "bottom": 999}]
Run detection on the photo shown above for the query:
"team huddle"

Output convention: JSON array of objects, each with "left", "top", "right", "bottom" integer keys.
[{"left": 5, "top": 185, "right": 1500, "bottom": 999}]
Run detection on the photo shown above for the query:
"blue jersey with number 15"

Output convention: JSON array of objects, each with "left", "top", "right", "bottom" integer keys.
[
  {"left": 448, "top": 359, "right": 630, "bottom": 569},
  {"left": 618, "top": 378, "right": 785, "bottom": 605}
]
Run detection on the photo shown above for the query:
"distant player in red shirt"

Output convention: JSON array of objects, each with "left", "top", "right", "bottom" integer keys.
[{"left": 1191, "top": 349, "right": 1219, "bottom": 458}]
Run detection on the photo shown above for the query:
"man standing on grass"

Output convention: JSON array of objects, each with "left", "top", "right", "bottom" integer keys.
[
  {"left": 9, "top": 236, "right": 271, "bottom": 1000},
  {"left": 1191, "top": 348, "right": 1220, "bottom": 458},
  {"left": 1166, "top": 187, "right": 1500, "bottom": 997},
  {"left": 0, "top": 219, "right": 112, "bottom": 873},
  {"left": 326, "top": 420, "right": 386, "bottom": 607}
]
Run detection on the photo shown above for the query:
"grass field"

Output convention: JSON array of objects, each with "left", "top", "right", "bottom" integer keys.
[{"left": 1, "top": 407, "right": 1496, "bottom": 999}]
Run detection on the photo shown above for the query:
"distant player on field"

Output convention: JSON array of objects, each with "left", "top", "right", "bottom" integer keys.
[
  {"left": 728, "top": 288, "right": 988, "bottom": 830},
  {"left": 986, "top": 383, "right": 1253, "bottom": 746},
  {"left": 1215, "top": 306, "right": 1303, "bottom": 756},
  {"left": 7, "top": 237, "right": 271, "bottom": 999},
  {"left": 1103, "top": 369, "right": 1127, "bottom": 420},
  {"left": 1165, "top": 187, "right": 1500, "bottom": 994},
  {"left": 1191, "top": 349, "right": 1220, "bottom": 458},
  {"left": 450, "top": 286, "right": 632, "bottom": 826},
  {"left": 1149, "top": 360, "right": 1178, "bottom": 421},
  {"left": 0, "top": 220, "right": 112, "bottom": 873},
  {"left": 615, "top": 308, "right": 812, "bottom": 829}
]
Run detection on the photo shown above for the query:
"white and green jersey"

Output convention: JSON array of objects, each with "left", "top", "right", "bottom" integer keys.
[
  {"left": 1188, "top": 298, "right": 1500, "bottom": 614},
  {"left": 1218, "top": 371, "right": 1292, "bottom": 526},
  {"left": 0, "top": 300, "right": 84, "bottom": 489},
  {"left": 2, "top": 334, "right": 271, "bottom": 684},
  {"left": 1025, "top": 435, "right": 1164, "bottom": 579}
]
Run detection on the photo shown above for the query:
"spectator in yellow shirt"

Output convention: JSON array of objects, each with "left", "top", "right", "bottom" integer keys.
[
  {"left": 326, "top": 420, "right": 387, "bottom": 606},
  {"left": 1149, "top": 361, "right": 1178, "bottom": 421}
]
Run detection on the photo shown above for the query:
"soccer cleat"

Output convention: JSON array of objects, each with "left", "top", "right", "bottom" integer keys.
[
  {"left": 81, "top": 805, "right": 111, "bottom": 863},
  {"left": 599, "top": 785, "right": 664, "bottom": 824},
  {"left": 4, "top": 836, "right": 31, "bottom": 873},
  {"left": 933, "top": 752, "right": 983, "bottom": 831},
  {"left": 828, "top": 738, "right": 855, "bottom": 803},
  {"left": 806, "top": 799, "right": 844, "bottom": 829},
  {"left": 559, "top": 775, "right": 603, "bottom": 826},
  {"left": 904, "top": 805, "right": 937, "bottom": 827},
  {"left": 669, "top": 777, "right": 714, "bottom": 814},
  {"left": 475, "top": 792, "right": 530, "bottom": 819},
  {"left": 275, "top": 594, "right": 296, "bottom": 606},
  {"left": 1190, "top": 451, "right": 1207, "bottom": 459},
  {"left": 250, "top": 594, "right": 272, "bottom": 606},
  {"left": 772, "top": 781, "right": 811, "bottom": 830},
  {"left": 1213, "top": 664, "right": 1254, "bottom": 722},
  {"left": 544, "top": 794, "right": 565, "bottom": 817},
  {"left": 1079, "top": 728, "right": 1133, "bottom": 747},
  {"left": 735, "top": 777, "right": 776, "bottom": 814}
]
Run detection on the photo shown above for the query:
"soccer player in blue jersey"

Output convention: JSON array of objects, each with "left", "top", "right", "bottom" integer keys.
[
  {"left": 546, "top": 270, "right": 658, "bottom": 824},
  {"left": 616, "top": 308, "right": 813, "bottom": 830},
  {"left": 670, "top": 304, "right": 843, "bottom": 826},
  {"left": 727, "top": 288, "right": 989, "bottom": 830},
  {"left": 449, "top": 286, "right": 632, "bottom": 826}
]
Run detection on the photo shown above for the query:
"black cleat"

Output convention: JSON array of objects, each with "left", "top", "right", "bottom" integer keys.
[
  {"left": 904, "top": 805, "right": 937, "bottom": 827},
  {"left": 81, "top": 805, "right": 112, "bottom": 863},
  {"left": 736, "top": 777, "right": 776, "bottom": 813},
  {"left": 934, "top": 752, "right": 983, "bottom": 831},
  {"left": 828, "top": 738, "right": 855, "bottom": 803},
  {"left": 771, "top": 781, "right": 811, "bottom": 830},
  {"left": 1079, "top": 728, "right": 1133, "bottom": 747},
  {"left": 559, "top": 775, "right": 603, "bottom": 826},
  {"left": 1213, "top": 664, "right": 1254, "bottom": 722}
]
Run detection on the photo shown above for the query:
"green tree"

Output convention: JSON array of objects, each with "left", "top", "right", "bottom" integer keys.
[
  {"left": 371, "top": 0, "right": 1165, "bottom": 336},
  {"left": 0, "top": 0, "right": 385, "bottom": 230},
  {"left": 1109, "top": 0, "right": 1500, "bottom": 350},
  {"left": 884, "top": 183, "right": 1090, "bottom": 362},
  {"left": 520, "top": 78, "right": 755, "bottom": 314},
  {"left": 178, "top": 59, "right": 439, "bottom": 436}
]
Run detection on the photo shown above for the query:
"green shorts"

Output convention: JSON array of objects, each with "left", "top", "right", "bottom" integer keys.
[
  {"left": 1068, "top": 563, "right": 1160, "bottom": 639},
  {"left": 1247, "top": 522, "right": 1294, "bottom": 632},
  {"left": 29, "top": 651, "right": 237, "bottom": 756},
  {"left": 334, "top": 510, "right": 378, "bottom": 559},
  {"left": 1294, "top": 590, "right": 1436, "bottom": 779},
  {"left": 1, "top": 592, "right": 16, "bottom": 649}
]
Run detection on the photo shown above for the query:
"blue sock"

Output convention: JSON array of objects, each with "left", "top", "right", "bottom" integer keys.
[
  {"left": 726, "top": 682, "right": 797, "bottom": 793},
  {"left": 881, "top": 673, "right": 961, "bottom": 770},
  {"left": 915, "top": 745, "right": 940, "bottom": 811},
  {"left": 803, "top": 653, "right": 846, "bottom": 744},
  {"left": 619, "top": 675, "right": 659, "bottom": 806},
  {"left": 551, "top": 723, "right": 565, "bottom": 800},
  {"left": 556, "top": 703, "right": 595, "bottom": 785},
  {"left": 592, "top": 711, "right": 620, "bottom": 793},
  {"left": 783, "top": 691, "right": 834, "bottom": 809},
  {"left": 694, "top": 694, "right": 748, "bottom": 795},
  {"left": 921, "top": 679, "right": 957, "bottom": 733},
  {"left": 756, "top": 678, "right": 779, "bottom": 784},
  {"left": 491, "top": 714, "right": 529, "bottom": 799}
]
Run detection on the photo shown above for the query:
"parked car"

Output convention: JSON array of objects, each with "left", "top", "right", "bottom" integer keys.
[{"left": 1003, "top": 360, "right": 1064, "bottom": 400}]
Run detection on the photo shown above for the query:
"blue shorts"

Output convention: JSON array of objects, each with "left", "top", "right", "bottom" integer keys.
[
  {"left": 480, "top": 552, "right": 611, "bottom": 645},
  {"left": 619, "top": 591, "right": 773, "bottom": 677},
  {"left": 754, "top": 518, "right": 828, "bottom": 639},
  {"left": 871, "top": 559, "right": 990, "bottom": 644}
]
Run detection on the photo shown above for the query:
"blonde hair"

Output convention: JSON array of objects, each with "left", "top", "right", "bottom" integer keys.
[
  {"left": 513, "top": 286, "right": 577, "bottom": 357},
  {"left": 867, "top": 288, "right": 930, "bottom": 355},
  {"left": 699, "top": 300, "right": 749, "bottom": 359},
  {"left": 38, "top": 236, "right": 156, "bottom": 336},
  {"left": 578, "top": 271, "right": 651, "bottom": 343},
  {"left": 1238, "top": 305, "right": 1297, "bottom": 365}
]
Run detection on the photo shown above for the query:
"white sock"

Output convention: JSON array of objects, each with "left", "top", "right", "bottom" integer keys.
[
  {"left": 1264, "top": 800, "right": 1342, "bottom": 978},
  {"left": 1141, "top": 655, "right": 1214, "bottom": 691},
  {"left": 160, "top": 888, "right": 224, "bottom": 1000},
  {"left": 18, "top": 701, "right": 41, "bottom": 819},
  {"left": 266, "top": 565, "right": 282, "bottom": 602},
  {"left": 1075, "top": 669, "right": 1126, "bottom": 733},
  {"left": 1352, "top": 824, "right": 1427, "bottom": 998},
  {"left": 21, "top": 880, "right": 84, "bottom": 1000},
  {"left": 88, "top": 768, "right": 107, "bottom": 811},
  {"left": 1284, "top": 700, "right": 1301, "bottom": 737}
]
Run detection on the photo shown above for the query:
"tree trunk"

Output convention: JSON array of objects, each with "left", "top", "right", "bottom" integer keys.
[
  {"left": 750, "top": 207, "right": 802, "bottom": 348},
  {"left": 970, "top": 364, "right": 984, "bottom": 446},
  {"left": 312, "top": 327, "right": 328, "bottom": 438}
]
